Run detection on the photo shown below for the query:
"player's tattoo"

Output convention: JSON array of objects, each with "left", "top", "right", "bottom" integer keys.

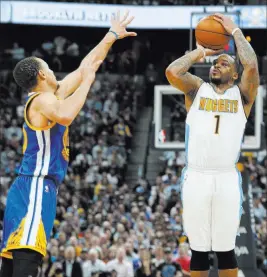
[
  {"left": 166, "top": 49, "right": 203, "bottom": 98},
  {"left": 168, "top": 50, "right": 202, "bottom": 76},
  {"left": 171, "top": 55, "right": 195, "bottom": 75},
  {"left": 233, "top": 29, "right": 259, "bottom": 107},
  {"left": 233, "top": 30, "right": 257, "bottom": 67},
  {"left": 187, "top": 89, "right": 198, "bottom": 101}
]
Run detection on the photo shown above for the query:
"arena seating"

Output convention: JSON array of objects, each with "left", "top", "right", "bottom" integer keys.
[{"left": 0, "top": 32, "right": 266, "bottom": 277}]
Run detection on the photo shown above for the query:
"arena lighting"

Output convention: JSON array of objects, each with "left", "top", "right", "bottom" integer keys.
[{"left": 246, "top": 36, "right": 251, "bottom": 42}]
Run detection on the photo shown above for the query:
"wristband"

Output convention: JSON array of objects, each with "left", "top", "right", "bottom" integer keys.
[
  {"left": 231, "top": 28, "right": 240, "bottom": 36},
  {"left": 109, "top": 30, "right": 119, "bottom": 40}
]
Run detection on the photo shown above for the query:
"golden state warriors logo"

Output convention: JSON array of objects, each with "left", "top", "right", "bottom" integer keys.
[{"left": 62, "top": 127, "right": 69, "bottom": 162}]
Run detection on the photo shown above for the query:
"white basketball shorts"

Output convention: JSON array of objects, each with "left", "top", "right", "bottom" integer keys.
[{"left": 181, "top": 167, "right": 243, "bottom": 252}]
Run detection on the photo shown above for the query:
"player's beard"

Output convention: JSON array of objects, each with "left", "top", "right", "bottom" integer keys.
[{"left": 210, "top": 76, "right": 222, "bottom": 85}]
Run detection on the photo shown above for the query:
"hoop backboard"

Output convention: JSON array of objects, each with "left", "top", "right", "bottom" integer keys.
[{"left": 153, "top": 85, "right": 265, "bottom": 151}]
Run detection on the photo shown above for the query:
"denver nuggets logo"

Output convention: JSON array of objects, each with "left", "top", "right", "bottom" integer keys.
[
  {"left": 62, "top": 127, "right": 69, "bottom": 162},
  {"left": 199, "top": 97, "right": 238, "bottom": 113}
]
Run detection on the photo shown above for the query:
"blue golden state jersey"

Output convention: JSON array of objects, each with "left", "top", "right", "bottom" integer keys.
[{"left": 19, "top": 92, "right": 69, "bottom": 185}]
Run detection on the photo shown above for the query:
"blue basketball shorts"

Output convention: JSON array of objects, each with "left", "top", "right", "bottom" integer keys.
[{"left": 0, "top": 175, "right": 57, "bottom": 259}]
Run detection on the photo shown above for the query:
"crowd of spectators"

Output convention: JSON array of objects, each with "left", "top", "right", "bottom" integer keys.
[
  {"left": 0, "top": 41, "right": 190, "bottom": 277},
  {"left": 1, "top": 69, "right": 266, "bottom": 277},
  {"left": 161, "top": 150, "right": 267, "bottom": 274},
  {"left": 0, "top": 34, "right": 266, "bottom": 277},
  {"left": 1, "top": 36, "right": 154, "bottom": 76},
  {"left": 242, "top": 153, "right": 267, "bottom": 273},
  {"left": 0, "top": 67, "right": 192, "bottom": 277},
  {"left": 1, "top": 37, "right": 159, "bottom": 105},
  {"left": 0, "top": 56, "right": 195, "bottom": 276}
]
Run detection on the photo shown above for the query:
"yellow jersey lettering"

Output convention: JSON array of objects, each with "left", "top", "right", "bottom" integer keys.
[
  {"left": 199, "top": 97, "right": 207, "bottom": 110},
  {"left": 233, "top": 100, "right": 238, "bottom": 113},
  {"left": 229, "top": 100, "right": 234, "bottom": 113},
  {"left": 225, "top": 99, "right": 230, "bottom": 112},
  {"left": 218, "top": 99, "right": 225, "bottom": 112},
  {"left": 205, "top": 99, "right": 213, "bottom": 112},
  {"left": 212, "top": 99, "right": 218, "bottom": 112},
  {"left": 198, "top": 97, "right": 238, "bottom": 114}
]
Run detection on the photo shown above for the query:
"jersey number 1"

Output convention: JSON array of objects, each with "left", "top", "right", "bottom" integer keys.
[{"left": 214, "top": 115, "right": 220, "bottom": 134}]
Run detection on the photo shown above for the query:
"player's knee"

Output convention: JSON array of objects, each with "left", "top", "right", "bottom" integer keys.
[
  {"left": 216, "top": 249, "right": 238, "bottom": 270},
  {"left": 190, "top": 250, "right": 210, "bottom": 271},
  {"left": 12, "top": 249, "right": 43, "bottom": 277}
]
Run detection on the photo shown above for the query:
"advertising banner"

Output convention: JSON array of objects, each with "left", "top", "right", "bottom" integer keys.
[{"left": 1, "top": 1, "right": 266, "bottom": 29}]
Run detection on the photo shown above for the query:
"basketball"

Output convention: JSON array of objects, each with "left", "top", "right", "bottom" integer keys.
[{"left": 195, "top": 15, "right": 231, "bottom": 50}]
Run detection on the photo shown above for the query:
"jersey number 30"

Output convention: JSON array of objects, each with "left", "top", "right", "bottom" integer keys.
[{"left": 214, "top": 115, "right": 220, "bottom": 134}]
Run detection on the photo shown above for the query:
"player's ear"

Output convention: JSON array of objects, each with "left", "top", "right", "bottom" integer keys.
[
  {"left": 38, "top": 70, "right": 46, "bottom": 80},
  {"left": 232, "top": 72, "right": 238, "bottom": 81}
]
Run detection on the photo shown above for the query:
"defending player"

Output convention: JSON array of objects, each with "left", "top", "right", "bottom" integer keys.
[
  {"left": 165, "top": 14, "right": 259, "bottom": 277},
  {"left": 0, "top": 11, "right": 137, "bottom": 277}
]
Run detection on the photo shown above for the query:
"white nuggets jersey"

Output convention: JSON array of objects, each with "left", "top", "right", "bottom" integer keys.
[{"left": 185, "top": 82, "right": 247, "bottom": 170}]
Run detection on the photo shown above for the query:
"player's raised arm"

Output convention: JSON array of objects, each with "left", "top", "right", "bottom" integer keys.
[
  {"left": 36, "top": 56, "right": 102, "bottom": 126},
  {"left": 165, "top": 46, "right": 222, "bottom": 100},
  {"left": 165, "top": 49, "right": 204, "bottom": 97},
  {"left": 56, "top": 10, "right": 137, "bottom": 99},
  {"left": 214, "top": 14, "right": 259, "bottom": 107}
]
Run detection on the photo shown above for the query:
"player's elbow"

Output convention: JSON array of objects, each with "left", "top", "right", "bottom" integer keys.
[
  {"left": 166, "top": 67, "right": 178, "bottom": 84},
  {"left": 250, "top": 62, "right": 258, "bottom": 70},
  {"left": 166, "top": 65, "right": 184, "bottom": 79},
  {"left": 165, "top": 67, "right": 174, "bottom": 79},
  {"left": 244, "top": 61, "right": 258, "bottom": 73},
  {"left": 165, "top": 68, "right": 183, "bottom": 90},
  {"left": 247, "top": 66, "right": 260, "bottom": 85}
]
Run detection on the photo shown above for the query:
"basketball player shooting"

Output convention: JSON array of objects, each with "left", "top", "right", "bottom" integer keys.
[
  {"left": 0, "top": 11, "right": 136, "bottom": 277},
  {"left": 166, "top": 14, "right": 259, "bottom": 277}
]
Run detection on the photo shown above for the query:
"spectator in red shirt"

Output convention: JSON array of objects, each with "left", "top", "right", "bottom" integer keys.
[{"left": 175, "top": 243, "right": 191, "bottom": 276}]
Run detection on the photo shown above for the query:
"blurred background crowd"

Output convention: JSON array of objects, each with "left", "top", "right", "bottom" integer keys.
[
  {"left": 0, "top": 34, "right": 190, "bottom": 277},
  {"left": 243, "top": 153, "right": 267, "bottom": 271},
  {"left": 0, "top": 62, "right": 191, "bottom": 277},
  {"left": 0, "top": 2, "right": 267, "bottom": 277}
]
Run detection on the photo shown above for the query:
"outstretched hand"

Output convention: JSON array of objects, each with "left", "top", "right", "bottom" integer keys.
[
  {"left": 110, "top": 10, "right": 137, "bottom": 39},
  {"left": 196, "top": 43, "right": 224, "bottom": 58}
]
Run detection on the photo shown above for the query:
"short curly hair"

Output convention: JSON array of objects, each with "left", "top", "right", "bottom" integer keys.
[{"left": 13, "top": 57, "right": 42, "bottom": 91}]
